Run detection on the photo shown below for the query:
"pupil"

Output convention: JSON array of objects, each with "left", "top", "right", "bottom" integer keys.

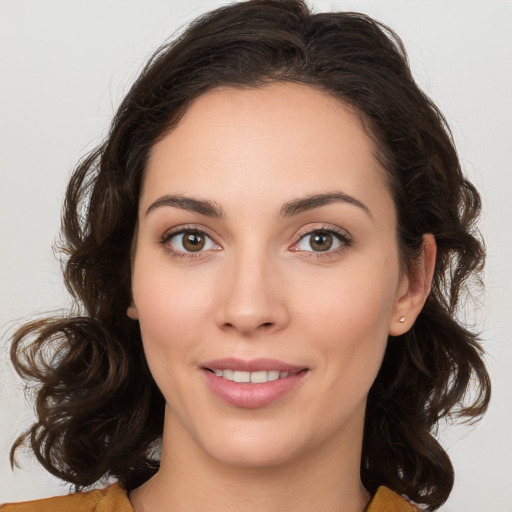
[
  {"left": 311, "top": 232, "right": 332, "bottom": 251},
  {"left": 183, "top": 232, "right": 205, "bottom": 251}
]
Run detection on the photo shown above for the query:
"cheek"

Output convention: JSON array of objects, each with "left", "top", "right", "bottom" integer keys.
[
  {"left": 294, "top": 256, "right": 399, "bottom": 376},
  {"left": 298, "top": 259, "right": 398, "bottom": 332},
  {"left": 132, "top": 249, "right": 223, "bottom": 389},
  {"left": 133, "top": 248, "right": 216, "bottom": 323}
]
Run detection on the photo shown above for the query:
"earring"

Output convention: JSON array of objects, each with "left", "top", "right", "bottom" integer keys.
[
  {"left": 127, "top": 305, "right": 139, "bottom": 320},
  {"left": 399, "top": 317, "right": 406, "bottom": 323}
]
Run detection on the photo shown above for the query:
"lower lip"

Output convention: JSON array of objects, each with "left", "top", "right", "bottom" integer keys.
[{"left": 202, "top": 369, "right": 308, "bottom": 409}]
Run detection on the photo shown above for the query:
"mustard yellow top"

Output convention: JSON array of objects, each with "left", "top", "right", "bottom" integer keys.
[{"left": 1, "top": 483, "right": 420, "bottom": 511}]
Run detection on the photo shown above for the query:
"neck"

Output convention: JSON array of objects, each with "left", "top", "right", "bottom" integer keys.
[{"left": 130, "top": 409, "right": 370, "bottom": 512}]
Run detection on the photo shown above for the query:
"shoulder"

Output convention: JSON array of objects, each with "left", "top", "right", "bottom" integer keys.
[
  {"left": 366, "top": 486, "right": 425, "bottom": 512},
  {"left": 0, "top": 483, "right": 133, "bottom": 512}
]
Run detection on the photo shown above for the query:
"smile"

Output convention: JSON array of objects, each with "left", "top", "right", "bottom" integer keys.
[
  {"left": 201, "top": 358, "right": 309, "bottom": 408},
  {"left": 206, "top": 369, "right": 294, "bottom": 383}
]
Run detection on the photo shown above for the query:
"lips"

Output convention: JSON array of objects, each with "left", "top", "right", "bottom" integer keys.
[
  {"left": 201, "top": 357, "right": 306, "bottom": 373},
  {"left": 200, "top": 358, "right": 309, "bottom": 408}
]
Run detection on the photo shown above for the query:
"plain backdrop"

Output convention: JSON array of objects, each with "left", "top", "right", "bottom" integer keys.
[{"left": 1, "top": 1, "right": 511, "bottom": 510}]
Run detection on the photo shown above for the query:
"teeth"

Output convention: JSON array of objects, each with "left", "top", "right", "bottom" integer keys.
[
  {"left": 222, "top": 369, "right": 234, "bottom": 380},
  {"left": 233, "top": 371, "right": 250, "bottom": 383},
  {"left": 250, "top": 371, "right": 267, "bottom": 383},
  {"left": 268, "top": 370, "right": 280, "bottom": 381},
  {"left": 211, "top": 369, "right": 295, "bottom": 383}
]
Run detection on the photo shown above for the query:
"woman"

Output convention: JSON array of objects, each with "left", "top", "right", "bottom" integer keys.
[{"left": 2, "top": 0, "right": 490, "bottom": 510}]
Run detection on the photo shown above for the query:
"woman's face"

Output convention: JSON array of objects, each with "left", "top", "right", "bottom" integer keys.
[{"left": 130, "top": 83, "right": 413, "bottom": 468}]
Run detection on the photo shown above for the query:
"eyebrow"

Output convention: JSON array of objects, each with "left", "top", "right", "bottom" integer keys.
[
  {"left": 145, "top": 191, "right": 371, "bottom": 219},
  {"left": 279, "top": 192, "right": 372, "bottom": 219},
  {"left": 146, "top": 195, "right": 224, "bottom": 218}
]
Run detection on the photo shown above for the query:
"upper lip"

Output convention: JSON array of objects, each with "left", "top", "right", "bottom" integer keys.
[{"left": 201, "top": 357, "right": 307, "bottom": 373}]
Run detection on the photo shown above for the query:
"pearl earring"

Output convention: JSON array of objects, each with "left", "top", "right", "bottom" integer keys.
[
  {"left": 399, "top": 317, "right": 406, "bottom": 323},
  {"left": 127, "top": 305, "right": 139, "bottom": 320}
]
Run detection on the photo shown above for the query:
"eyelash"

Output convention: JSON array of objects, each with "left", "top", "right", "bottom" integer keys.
[
  {"left": 293, "top": 225, "right": 353, "bottom": 260},
  {"left": 159, "top": 224, "right": 352, "bottom": 260},
  {"left": 159, "top": 225, "right": 219, "bottom": 260}
]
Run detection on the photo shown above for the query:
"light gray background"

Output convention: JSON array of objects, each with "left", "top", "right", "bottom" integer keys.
[{"left": 1, "top": 1, "right": 511, "bottom": 510}]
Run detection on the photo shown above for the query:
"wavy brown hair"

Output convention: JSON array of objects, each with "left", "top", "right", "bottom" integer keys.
[{"left": 10, "top": 0, "right": 490, "bottom": 509}]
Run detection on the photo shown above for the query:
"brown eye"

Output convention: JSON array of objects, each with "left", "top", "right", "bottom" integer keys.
[
  {"left": 309, "top": 232, "right": 333, "bottom": 252},
  {"left": 163, "top": 229, "right": 219, "bottom": 255},
  {"left": 182, "top": 231, "right": 206, "bottom": 252},
  {"left": 294, "top": 228, "right": 350, "bottom": 255}
]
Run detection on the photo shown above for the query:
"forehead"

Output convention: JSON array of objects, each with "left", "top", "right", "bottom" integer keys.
[{"left": 142, "top": 83, "right": 391, "bottom": 214}]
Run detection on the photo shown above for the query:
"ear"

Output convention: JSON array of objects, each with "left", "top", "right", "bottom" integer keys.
[
  {"left": 389, "top": 234, "right": 436, "bottom": 336},
  {"left": 127, "top": 303, "right": 139, "bottom": 320}
]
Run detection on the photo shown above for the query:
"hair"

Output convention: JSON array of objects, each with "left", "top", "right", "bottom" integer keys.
[{"left": 10, "top": 0, "right": 490, "bottom": 509}]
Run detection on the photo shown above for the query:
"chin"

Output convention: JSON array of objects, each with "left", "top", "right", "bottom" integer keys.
[
  {"left": 196, "top": 420, "right": 309, "bottom": 469},
  {"left": 207, "top": 441, "right": 301, "bottom": 469}
]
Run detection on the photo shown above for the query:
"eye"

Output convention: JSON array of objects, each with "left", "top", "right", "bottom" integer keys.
[
  {"left": 160, "top": 228, "right": 220, "bottom": 257},
  {"left": 293, "top": 227, "right": 352, "bottom": 255}
]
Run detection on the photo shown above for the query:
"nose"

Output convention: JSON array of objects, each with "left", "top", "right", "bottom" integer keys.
[{"left": 216, "top": 250, "right": 289, "bottom": 336}]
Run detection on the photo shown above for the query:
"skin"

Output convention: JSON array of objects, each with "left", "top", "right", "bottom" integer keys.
[{"left": 128, "top": 83, "right": 436, "bottom": 512}]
